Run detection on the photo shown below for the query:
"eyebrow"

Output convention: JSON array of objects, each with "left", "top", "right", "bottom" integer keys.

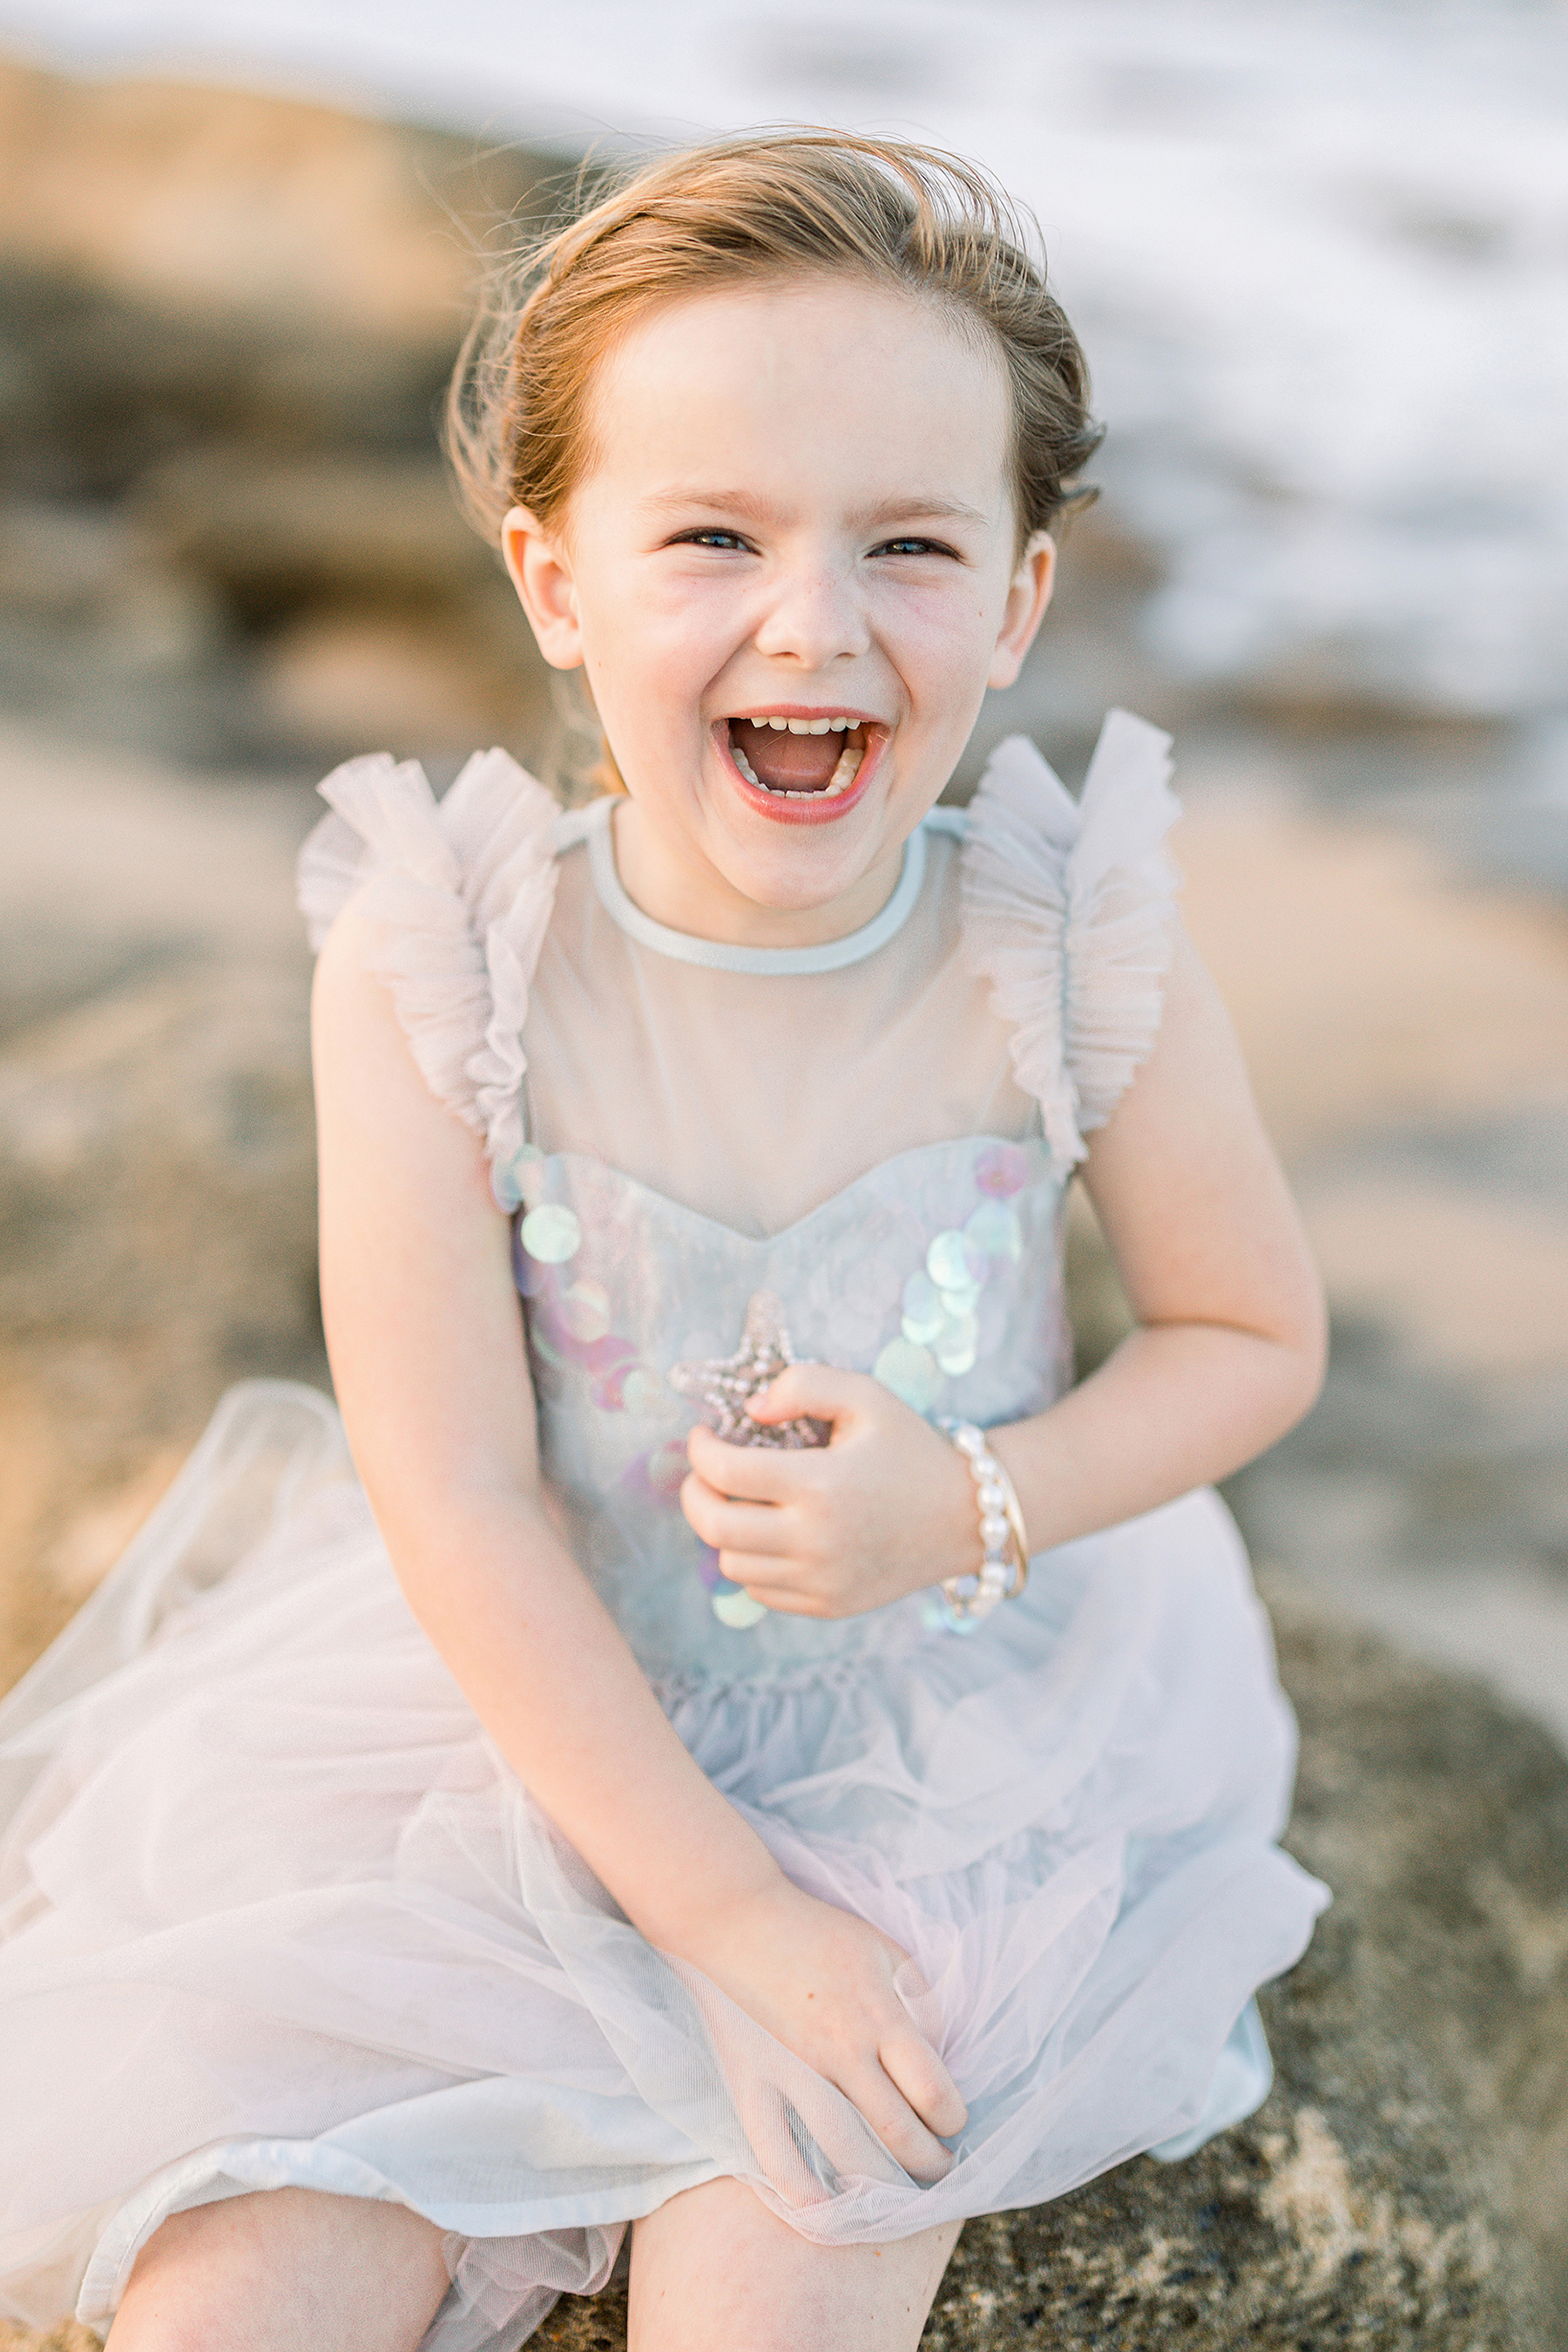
[{"left": 642, "top": 488, "right": 995, "bottom": 531}]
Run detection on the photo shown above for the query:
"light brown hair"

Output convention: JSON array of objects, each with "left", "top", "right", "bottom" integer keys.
[{"left": 445, "top": 131, "right": 1102, "bottom": 787}]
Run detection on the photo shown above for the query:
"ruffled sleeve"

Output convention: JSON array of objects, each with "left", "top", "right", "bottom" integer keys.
[
  {"left": 959, "top": 708, "right": 1181, "bottom": 1177},
  {"left": 296, "top": 747, "right": 560, "bottom": 1205}
]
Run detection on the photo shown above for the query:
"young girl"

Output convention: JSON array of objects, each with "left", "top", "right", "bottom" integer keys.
[{"left": 0, "top": 133, "right": 1329, "bottom": 2351}]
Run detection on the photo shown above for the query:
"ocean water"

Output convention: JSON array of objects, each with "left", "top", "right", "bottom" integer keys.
[{"left": 3, "top": 0, "right": 1565, "bottom": 730}]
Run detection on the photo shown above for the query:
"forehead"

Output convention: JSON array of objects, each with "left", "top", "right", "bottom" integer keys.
[{"left": 578, "top": 274, "right": 1012, "bottom": 517}]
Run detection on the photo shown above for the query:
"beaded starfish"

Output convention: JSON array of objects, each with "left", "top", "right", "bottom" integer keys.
[{"left": 668, "top": 1289, "right": 830, "bottom": 1450}]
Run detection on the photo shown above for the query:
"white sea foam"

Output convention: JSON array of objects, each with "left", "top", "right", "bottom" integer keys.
[{"left": 3, "top": 0, "right": 1564, "bottom": 721}]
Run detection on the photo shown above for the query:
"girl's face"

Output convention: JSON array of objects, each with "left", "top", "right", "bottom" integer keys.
[{"left": 505, "top": 274, "right": 1054, "bottom": 944}]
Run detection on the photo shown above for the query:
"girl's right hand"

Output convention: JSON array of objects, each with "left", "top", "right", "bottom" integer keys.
[{"left": 672, "top": 1877, "right": 968, "bottom": 2186}]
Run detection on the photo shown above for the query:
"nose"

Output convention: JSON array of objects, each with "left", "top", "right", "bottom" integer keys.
[{"left": 751, "top": 556, "right": 870, "bottom": 671}]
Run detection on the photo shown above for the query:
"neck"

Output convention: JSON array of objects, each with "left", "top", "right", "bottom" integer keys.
[{"left": 610, "top": 800, "right": 908, "bottom": 949}]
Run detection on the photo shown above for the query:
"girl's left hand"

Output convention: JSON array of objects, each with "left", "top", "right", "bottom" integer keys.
[{"left": 679, "top": 1369, "right": 981, "bottom": 1619}]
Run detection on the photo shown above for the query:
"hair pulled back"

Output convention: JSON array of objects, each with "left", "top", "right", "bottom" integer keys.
[{"left": 445, "top": 130, "right": 1102, "bottom": 559}]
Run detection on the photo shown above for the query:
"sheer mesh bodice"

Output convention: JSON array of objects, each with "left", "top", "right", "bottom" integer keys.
[{"left": 520, "top": 808, "right": 1037, "bottom": 1238}]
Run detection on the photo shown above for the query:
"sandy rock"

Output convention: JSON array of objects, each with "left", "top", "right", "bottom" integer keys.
[
  {"left": 130, "top": 447, "right": 497, "bottom": 608},
  {"left": 0, "top": 951, "right": 325, "bottom": 1689},
  {"left": 254, "top": 602, "right": 551, "bottom": 764},
  {"left": 0, "top": 56, "right": 564, "bottom": 770},
  {"left": 533, "top": 1608, "right": 1568, "bottom": 2349},
  {"left": 0, "top": 57, "right": 532, "bottom": 348},
  {"left": 0, "top": 729, "right": 325, "bottom": 1687},
  {"left": 0, "top": 2322, "right": 102, "bottom": 2351}
]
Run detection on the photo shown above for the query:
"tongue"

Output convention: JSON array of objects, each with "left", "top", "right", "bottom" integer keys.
[{"left": 733, "top": 720, "right": 841, "bottom": 792}]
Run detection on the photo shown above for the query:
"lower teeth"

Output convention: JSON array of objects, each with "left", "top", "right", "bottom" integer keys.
[{"left": 732, "top": 737, "right": 863, "bottom": 799}]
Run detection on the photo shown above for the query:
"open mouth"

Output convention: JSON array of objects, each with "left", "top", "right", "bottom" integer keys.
[{"left": 724, "top": 713, "right": 872, "bottom": 803}]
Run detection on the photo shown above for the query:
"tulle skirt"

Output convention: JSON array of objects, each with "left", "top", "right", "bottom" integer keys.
[{"left": 0, "top": 1382, "right": 1328, "bottom": 2349}]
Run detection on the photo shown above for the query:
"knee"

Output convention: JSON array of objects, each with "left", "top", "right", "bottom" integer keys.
[
  {"left": 108, "top": 2309, "right": 214, "bottom": 2352},
  {"left": 107, "top": 2190, "right": 449, "bottom": 2352},
  {"left": 107, "top": 2215, "right": 243, "bottom": 2352},
  {"left": 108, "top": 2275, "right": 233, "bottom": 2352}
]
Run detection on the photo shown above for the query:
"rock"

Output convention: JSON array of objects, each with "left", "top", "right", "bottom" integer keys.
[
  {"left": 529, "top": 1605, "right": 1568, "bottom": 2349},
  {"left": 125, "top": 446, "right": 556, "bottom": 761},
  {"left": 0, "top": 55, "right": 561, "bottom": 772},
  {"left": 0, "top": 501, "right": 231, "bottom": 768},
  {"left": 253, "top": 601, "right": 553, "bottom": 766},
  {"left": 129, "top": 448, "right": 497, "bottom": 611},
  {"left": 0, "top": 951, "right": 325, "bottom": 1688},
  {"left": 0, "top": 731, "right": 324, "bottom": 1688},
  {"left": 0, "top": 58, "right": 540, "bottom": 353},
  {"left": 0, "top": 2322, "right": 101, "bottom": 2352}
]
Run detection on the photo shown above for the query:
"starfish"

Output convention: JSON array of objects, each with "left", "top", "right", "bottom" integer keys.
[{"left": 668, "top": 1290, "right": 830, "bottom": 1450}]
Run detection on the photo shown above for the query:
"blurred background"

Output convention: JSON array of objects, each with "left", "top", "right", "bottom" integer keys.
[{"left": 0, "top": 0, "right": 1565, "bottom": 1754}]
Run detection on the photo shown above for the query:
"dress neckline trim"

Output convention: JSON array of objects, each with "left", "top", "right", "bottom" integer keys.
[{"left": 571, "top": 795, "right": 943, "bottom": 976}]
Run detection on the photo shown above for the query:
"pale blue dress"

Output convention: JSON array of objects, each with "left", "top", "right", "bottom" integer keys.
[{"left": 0, "top": 713, "right": 1328, "bottom": 2348}]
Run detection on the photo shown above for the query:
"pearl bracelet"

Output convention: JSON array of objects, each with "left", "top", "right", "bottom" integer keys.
[{"left": 935, "top": 1418, "right": 1031, "bottom": 1627}]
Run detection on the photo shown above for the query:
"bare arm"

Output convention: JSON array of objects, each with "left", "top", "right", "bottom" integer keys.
[
  {"left": 313, "top": 909, "right": 964, "bottom": 2173},
  {"left": 314, "top": 908, "right": 775, "bottom": 1943},
  {"left": 682, "top": 925, "right": 1326, "bottom": 1599},
  {"left": 992, "top": 925, "right": 1327, "bottom": 1547}
]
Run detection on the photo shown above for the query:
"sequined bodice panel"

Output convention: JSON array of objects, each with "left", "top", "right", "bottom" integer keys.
[{"left": 511, "top": 1139, "right": 1068, "bottom": 1685}]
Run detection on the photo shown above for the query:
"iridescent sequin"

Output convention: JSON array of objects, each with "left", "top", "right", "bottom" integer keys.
[
  {"left": 934, "top": 1311, "right": 980, "bottom": 1376},
  {"left": 975, "top": 1142, "right": 1030, "bottom": 1199},
  {"left": 900, "top": 1273, "right": 944, "bottom": 1346},
  {"left": 558, "top": 1279, "right": 611, "bottom": 1342},
  {"left": 695, "top": 1542, "right": 771, "bottom": 1632},
  {"left": 873, "top": 1336, "right": 943, "bottom": 1413},
  {"left": 874, "top": 1147, "right": 1037, "bottom": 1436},
  {"left": 619, "top": 1367, "right": 666, "bottom": 1416},
  {"left": 965, "top": 1199, "right": 1023, "bottom": 1261},
  {"left": 520, "top": 1204, "right": 582, "bottom": 1264},
  {"left": 927, "top": 1229, "right": 985, "bottom": 1293},
  {"left": 712, "top": 1587, "right": 770, "bottom": 1632}
]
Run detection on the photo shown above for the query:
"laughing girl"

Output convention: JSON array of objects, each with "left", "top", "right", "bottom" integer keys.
[{"left": 0, "top": 132, "right": 1328, "bottom": 2352}]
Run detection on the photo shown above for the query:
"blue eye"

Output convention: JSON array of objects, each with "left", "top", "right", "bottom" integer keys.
[
  {"left": 676, "top": 530, "right": 751, "bottom": 551},
  {"left": 875, "top": 537, "right": 956, "bottom": 559}
]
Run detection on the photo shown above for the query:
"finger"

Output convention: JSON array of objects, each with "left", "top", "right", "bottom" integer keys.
[
  {"left": 700, "top": 2007, "right": 827, "bottom": 2211},
  {"left": 739, "top": 2082, "right": 826, "bottom": 2211},
  {"left": 878, "top": 2024, "right": 969, "bottom": 2139},
  {"left": 684, "top": 1424, "right": 800, "bottom": 1500},
  {"left": 836, "top": 2058, "right": 956, "bottom": 2186},
  {"left": 750, "top": 1363, "right": 868, "bottom": 1430},
  {"left": 679, "top": 1476, "right": 795, "bottom": 1558}
]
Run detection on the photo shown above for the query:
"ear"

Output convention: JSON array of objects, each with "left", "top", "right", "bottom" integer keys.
[
  {"left": 502, "top": 505, "right": 584, "bottom": 671},
  {"left": 987, "top": 532, "right": 1056, "bottom": 691}
]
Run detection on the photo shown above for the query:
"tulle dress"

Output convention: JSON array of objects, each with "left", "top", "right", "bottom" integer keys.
[{"left": 0, "top": 711, "right": 1328, "bottom": 2349}]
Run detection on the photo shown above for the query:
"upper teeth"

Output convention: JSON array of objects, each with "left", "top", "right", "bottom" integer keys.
[{"left": 747, "top": 715, "right": 855, "bottom": 733}]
